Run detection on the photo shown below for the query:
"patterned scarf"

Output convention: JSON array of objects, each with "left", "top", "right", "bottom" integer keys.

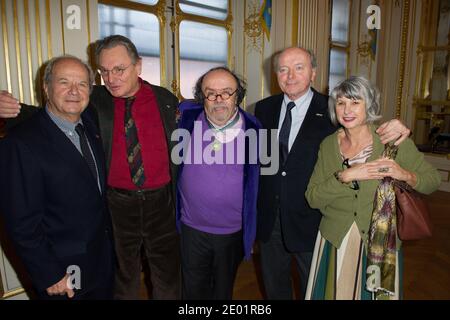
[{"left": 366, "top": 143, "right": 398, "bottom": 299}]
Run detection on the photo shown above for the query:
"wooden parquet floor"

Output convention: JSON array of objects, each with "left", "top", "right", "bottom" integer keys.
[
  {"left": 231, "top": 191, "right": 450, "bottom": 300},
  {"left": 140, "top": 191, "right": 449, "bottom": 300}
]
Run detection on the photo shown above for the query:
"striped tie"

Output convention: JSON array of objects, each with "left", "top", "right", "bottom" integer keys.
[{"left": 124, "top": 96, "right": 146, "bottom": 187}]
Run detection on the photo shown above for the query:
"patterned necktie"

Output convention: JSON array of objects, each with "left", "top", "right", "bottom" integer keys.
[
  {"left": 279, "top": 101, "right": 296, "bottom": 165},
  {"left": 124, "top": 96, "right": 146, "bottom": 187},
  {"left": 75, "top": 123, "right": 98, "bottom": 183}
]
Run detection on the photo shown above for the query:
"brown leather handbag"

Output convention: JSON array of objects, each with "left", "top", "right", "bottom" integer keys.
[{"left": 395, "top": 181, "right": 433, "bottom": 241}]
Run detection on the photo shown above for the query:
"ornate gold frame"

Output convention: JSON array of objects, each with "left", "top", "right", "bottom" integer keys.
[
  {"left": 13, "top": 0, "right": 24, "bottom": 102},
  {"left": 46, "top": 0, "right": 52, "bottom": 58},
  {"left": 395, "top": 0, "right": 410, "bottom": 118},
  {"left": 412, "top": 0, "right": 450, "bottom": 144},
  {"left": 1, "top": 0, "right": 12, "bottom": 93}
]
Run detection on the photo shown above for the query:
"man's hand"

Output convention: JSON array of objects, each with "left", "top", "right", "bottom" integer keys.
[
  {"left": 0, "top": 90, "right": 21, "bottom": 118},
  {"left": 376, "top": 119, "right": 411, "bottom": 146},
  {"left": 46, "top": 274, "right": 75, "bottom": 298}
]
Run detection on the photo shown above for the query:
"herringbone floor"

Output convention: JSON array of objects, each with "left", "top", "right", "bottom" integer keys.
[
  {"left": 140, "top": 190, "right": 449, "bottom": 300},
  {"left": 231, "top": 190, "right": 450, "bottom": 300}
]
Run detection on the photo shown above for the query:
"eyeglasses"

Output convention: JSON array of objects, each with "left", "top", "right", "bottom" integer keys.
[
  {"left": 97, "top": 63, "right": 134, "bottom": 77},
  {"left": 204, "top": 89, "right": 238, "bottom": 102},
  {"left": 342, "top": 158, "right": 360, "bottom": 190}
]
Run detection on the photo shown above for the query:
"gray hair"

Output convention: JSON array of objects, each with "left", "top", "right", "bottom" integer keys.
[
  {"left": 95, "top": 35, "right": 140, "bottom": 66},
  {"left": 273, "top": 47, "right": 318, "bottom": 72},
  {"left": 43, "top": 55, "right": 95, "bottom": 93},
  {"left": 328, "top": 76, "right": 382, "bottom": 126}
]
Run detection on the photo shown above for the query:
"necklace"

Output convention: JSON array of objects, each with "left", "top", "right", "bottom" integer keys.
[{"left": 205, "top": 110, "right": 240, "bottom": 152}]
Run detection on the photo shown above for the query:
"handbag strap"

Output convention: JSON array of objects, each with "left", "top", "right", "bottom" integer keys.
[{"left": 383, "top": 142, "right": 399, "bottom": 160}]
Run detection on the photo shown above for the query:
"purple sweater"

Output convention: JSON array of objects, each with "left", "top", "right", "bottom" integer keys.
[{"left": 179, "top": 112, "right": 244, "bottom": 234}]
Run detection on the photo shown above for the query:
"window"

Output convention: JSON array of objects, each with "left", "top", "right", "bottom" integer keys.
[
  {"left": 175, "top": 0, "right": 231, "bottom": 99},
  {"left": 328, "top": 0, "right": 350, "bottom": 93},
  {"left": 97, "top": 1, "right": 231, "bottom": 99},
  {"left": 98, "top": 2, "right": 161, "bottom": 85},
  {"left": 179, "top": 21, "right": 227, "bottom": 98},
  {"left": 179, "top": 0, "right": 228, "bottom": 20},
  {"left": 132, "top": 0, "right": 158, "bottom": 5}
]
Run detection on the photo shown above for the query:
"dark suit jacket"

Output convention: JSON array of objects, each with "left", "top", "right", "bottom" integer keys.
[
  {"left": 0, "top": 109, "right": 114, "bottom": 293},
  {"left": 254, "top": 89, "right": 337, "bottom": 252},
  {"left": 8, "top": 82, "right": 179, "bottom": 200}
]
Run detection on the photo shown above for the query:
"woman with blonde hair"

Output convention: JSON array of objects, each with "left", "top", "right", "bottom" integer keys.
[{"left": 305, "top": 76, "right": 440, "bottom": 300}]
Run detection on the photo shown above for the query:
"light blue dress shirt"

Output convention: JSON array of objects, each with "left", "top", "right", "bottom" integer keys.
[{"left": 277, "top": 87, "right": 314, "bottom": 151}]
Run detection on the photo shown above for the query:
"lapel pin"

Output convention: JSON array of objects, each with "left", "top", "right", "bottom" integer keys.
[
  {"left": 166, "top": 105, "right": 171, "bottom": 108},
  {"left": 315, "top": 113, "right": 324, "bottom": 117}
]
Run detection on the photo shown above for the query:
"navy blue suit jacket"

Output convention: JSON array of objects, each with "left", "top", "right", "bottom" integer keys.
[
  {"left": 0, "top": 108, "right": 114, "bottom": 293},
  {"left": 255, "top": 89, "right": 337, "bottom": 252}
]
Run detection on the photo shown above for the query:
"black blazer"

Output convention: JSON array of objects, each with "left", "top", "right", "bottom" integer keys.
[
  {"left": 8, "top": 82, "right": 179, "bottom": 201},
  {"left": 254, "top": 89, "right": 337, "bottom": 252},
  {"left": 0, "top": 109, "right": 114, "bottom": 293}
]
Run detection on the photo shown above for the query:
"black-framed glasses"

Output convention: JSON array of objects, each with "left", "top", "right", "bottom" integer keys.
[
  {"left": 204, "top": 89, "right": 238, "bottom": 101},
  {"left": 342, "top": 158, "right": 360, "bottom": 190}
]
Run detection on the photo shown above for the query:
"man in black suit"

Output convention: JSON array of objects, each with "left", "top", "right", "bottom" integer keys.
[
  {"left": 255, "top": 46, "right": 411, "bottom": 299},
  {"left": 0, "top": 56, "right": 114, "bottom": 299},
  {"left": 0, "top": 35, "right": 180, "bottom": 300}
]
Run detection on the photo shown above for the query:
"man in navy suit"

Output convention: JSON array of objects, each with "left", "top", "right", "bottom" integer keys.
[
  {"left": 255, "top": 46, "right": 411, "bottom": 300},
  {"left": 0, "top": 56, "right": 114, "bottom": 299}
]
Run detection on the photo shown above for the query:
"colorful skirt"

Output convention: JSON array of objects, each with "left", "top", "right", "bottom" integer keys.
[{"left": 305, "top": 223, "right": 403, "bottom": 300}]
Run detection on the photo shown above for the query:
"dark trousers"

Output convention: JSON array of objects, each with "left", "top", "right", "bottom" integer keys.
[
  {"left": 259, "top": 214, "right": 313, "bottom": 300},
  {"left": 107, "top": 184, "right": 181, "bottom": 300},
  {"left": 180, "top": 223, "right": 243, "bottom": 300}
]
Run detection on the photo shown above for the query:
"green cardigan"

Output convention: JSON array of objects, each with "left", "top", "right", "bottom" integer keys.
[{"left": 305, "top": 125, "right": 441, "bottom": 249}]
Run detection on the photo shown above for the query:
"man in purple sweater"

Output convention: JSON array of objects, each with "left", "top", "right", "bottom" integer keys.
[{"left": 175, "top": 67, "right": 261, "bottom": 299}]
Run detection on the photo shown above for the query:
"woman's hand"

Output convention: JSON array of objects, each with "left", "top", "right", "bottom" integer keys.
[
  {"left": 367, "top": 158, "right": 417, "bottom": 187},
  {"left": 340, "top": 162, "right": 385, "bottom": 183},
  {"left": 340, "top": 159, "right": 417, "bottom": 187}
]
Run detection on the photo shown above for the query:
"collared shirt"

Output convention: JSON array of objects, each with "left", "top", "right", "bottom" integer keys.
[
  {"left": 205, "top": 107, "right": 242, "bottom": 143},
  {"left": 277, "top": 87, "right": 314, "bottom": 151},
  {"left": 108, "top": 77, "right": 170, "bottom": 190},
  {"left": 46, "top": 106, "right": 101, "bottom": 192}
]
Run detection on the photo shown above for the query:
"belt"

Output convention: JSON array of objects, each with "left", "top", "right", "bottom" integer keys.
[{"left": 109, "top": 186, "right": 167, "bottom": 198}]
